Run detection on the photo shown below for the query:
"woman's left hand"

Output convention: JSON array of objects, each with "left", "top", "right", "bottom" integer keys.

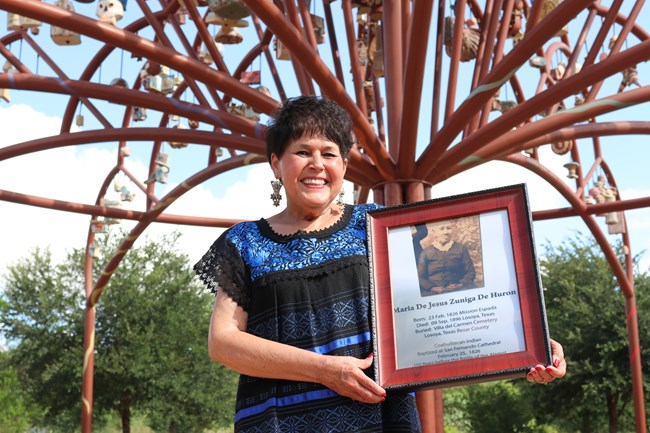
[{"left": 527, "top": 339, "right": 566, "bottom": 385}]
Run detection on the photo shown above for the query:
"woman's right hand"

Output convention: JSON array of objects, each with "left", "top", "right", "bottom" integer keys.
[{"left": 318, "top": 353, "right": 386, "bottom": 404}]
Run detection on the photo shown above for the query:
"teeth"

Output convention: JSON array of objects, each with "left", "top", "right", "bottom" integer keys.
[{"left": 303, "top": 179, "right": 326, "bottom": 185}]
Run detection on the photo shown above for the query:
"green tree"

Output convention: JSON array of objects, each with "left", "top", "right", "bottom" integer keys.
[
  {"left": 0, "top": 232, "right": 237, "bottom": 433},
  {"left": 442, "top": 381, "right": 557, "bottom": 433},
  {"left": 0, "top": 350, "right": 44, "bottom": 433},
  {"left": 91, "top": 232, "right": 237, "bottom": 433},
  {"left": 0, "top": 247, "right": 86, "bottom": 432},
  {"left": 535, "top": 234, "right": 650, "bottom": 433}
]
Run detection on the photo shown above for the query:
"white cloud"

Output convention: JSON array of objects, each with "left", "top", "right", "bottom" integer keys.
[
  {"left": 428, "top": 147, "right": 568, "bottom": 212},
  {"left": 0, "top": 104, "right": 146, "bottom": 273},
  {"left": 146, "top": 164, "right": 281, "bottom": 265}
]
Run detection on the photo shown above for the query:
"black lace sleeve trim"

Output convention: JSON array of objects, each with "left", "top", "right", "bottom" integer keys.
[{"left": 193, "top": 231, "right": 251, "bottom": 311}]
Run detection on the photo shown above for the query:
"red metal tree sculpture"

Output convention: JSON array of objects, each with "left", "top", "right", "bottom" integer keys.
[{"left": 1, "top": 1, "right": 649, "bottom": 432}]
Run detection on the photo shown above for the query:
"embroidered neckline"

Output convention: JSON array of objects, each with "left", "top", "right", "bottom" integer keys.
[{"left": 257, "top": 204, "right": 352, "bottom": 242}]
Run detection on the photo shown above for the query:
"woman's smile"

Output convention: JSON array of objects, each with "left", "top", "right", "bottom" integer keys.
[{"left": 302, "top": 177, "right": 328, "bottom": 186}]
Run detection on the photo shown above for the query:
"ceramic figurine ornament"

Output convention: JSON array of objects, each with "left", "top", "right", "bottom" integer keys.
[
  {"left": 537, "top": 0, "right": 567, "bottom": 36},
  {"left": 619, "top": 66, "right": 641, "bottom": 93},
  {"left": 89, "top": 243, "right": 102, "bottom": 260},
  {"left": 143, "top": 74, "right": 163, "bottom": 93},
  {"left": 208, "top": 0, "right": 251, "bottom": 20},
  {"left": 198, "top": 41, "right": 223, "bottom": 65},
  {"left": 198, "top": 47, "right": 213, "bottom": 65},
  {"left": 118, "top": 185, "right": 135, "bottom": 202},
  {"left": 179, "top": 0, "right": 209, "bottom": 7},
  {"left": 444, "top": 16, "right": 480, "bottom": 62},
  {"left": 161, "top": 75, "right": 176, "bottom": 95},
  {"left": 603, "top": 186, "right": 617, "bottom": 203},
  {"left": 175, "top": 7, "right": 187, "bottom": 25},
  {"left": 211, "top": 16, "right": 248, "bottom": 44},
  {"left": 550, "top": 62, "right": 567, "bottom": 81},
  {"left": 7, "top": 13, "right": 23, "bottom": 31},
  {"left": 132, "top": 107, "right": 147, "bottom": 122},
  {"left": 490, "top": 98, "right": 502, "bottom": 112},
  {"left": 357, "top": 39, "right": 368, "bottom": 66},
  {"left": 0, "top": 87, "right": 10, "bottom": 103},
  {"left": 370, "top": 23, "right": 384, "bottom": 77},
  {"left": 551, "top": 140, "right": 572, "bottom": 155},
  {"left": 100, "top": 198, "right": 122, "bottom": 209},
  {"left": 145, "top": 153, "right": 171, "bottom": 184},
  {"left": 169, "top": 123, "right": 189, "bottom": 149},
  {"left": 0, "top": 63, "right": 16, "bottom": 103},
  {"left": 90, "top": 220, "right": 107, "bottom": 234},
  {"left": 274, "top": 38, "right": 291, "bottom": 60},
  {"left": 499, "top": 100, "right": 517, "bottom": 112},
  {"left": 7, "top": 12, "right": 41, "bottom": 34},
  {"left": 240, "top": 70, "right": 261, "bottom": 85},
  {"left": 142, "top": 61, "right": 162, "bottom": 77},
  {"left": 529, "top": 56, "right": 547, "bottom": 69},
  {"left": 508, "top": 0, "right": 524, "bottom": 38},
  {"left": 357, "top": 11, "right": 368, "bottom": 26},
  {"left": 205, "top": 12, "right": 221, "bottom": 25},
  {"left": 51, "top": 0, "right": 82, "bottom": 45},
  {"left": 564, "top": 162, "right": 580, "bottom": 179},
  {"left": 215, "top": 24, "right": 244, "bottom": 44},
  {"left": 227, "top": 103, "right": 260, "bottom": 122},
  {"left": 257, "top": 85, "right": 272, "bottom": 98},
  {"left": 111, "top": 77, "right": 128, "bottom": 87},
  {"left": 96, "top": 0, "right": 127, "bottom": 25},
  {"left": 606, "top": 212, "right": 620, "bottom": 225},
  {"left": 311, "top": 14, "right": 326, "bottom": 44},
  {"left": 608, "top": 214, "right": 626, "bottom": 235}
]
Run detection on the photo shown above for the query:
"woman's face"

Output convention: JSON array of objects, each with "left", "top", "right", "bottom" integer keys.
[{"left": 270, "top": 134, "right": 348, "bottom": 212}]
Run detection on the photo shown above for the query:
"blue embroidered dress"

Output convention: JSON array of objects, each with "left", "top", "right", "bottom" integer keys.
[{"left": 194, "top": 204, "right": 421, "bottom": 433}]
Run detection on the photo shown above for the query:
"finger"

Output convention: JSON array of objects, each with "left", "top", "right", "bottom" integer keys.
[
  {"left": 355, "top": 368, "right": 386, "bottom": 398},
  {"left": 527, "top": 365, "right": 551, "bottom": 384},
  {"left": 545, "top": 364, "right": 566, "bottom": 379},
  {"left": 359, "top": 353, "right": 374, "bottom": 370},
  {"left": 339, "top": 374, "right": 384, "bottom": 403},
  {"left": 355, "top": 386, "right": 386, "bottom": 403},
  {"left": 547, "top": 339, "right": 567, "bottom": 379},
  {"left": 550, "top": 339, "right": 565, "bottom": 366}
]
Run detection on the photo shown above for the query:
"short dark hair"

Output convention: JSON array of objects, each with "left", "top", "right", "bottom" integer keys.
[{"left": 265, "top": 96, "right": 354, "bottom": 162}]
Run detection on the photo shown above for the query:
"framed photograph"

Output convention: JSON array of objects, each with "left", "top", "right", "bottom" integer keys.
[{"left": 366, "top": 184, "right": 551, "bottom": 391}]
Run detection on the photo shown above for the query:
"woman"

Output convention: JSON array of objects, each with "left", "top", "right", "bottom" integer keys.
[
  {"left": 194, "top": 96, "right": 565, "bottom": 433},
  {"left": 417, "top": 220, "right": 476, "bottom": 295}
]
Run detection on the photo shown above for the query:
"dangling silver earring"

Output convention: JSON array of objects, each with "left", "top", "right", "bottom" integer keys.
[
  {"left": 270, "top": 175, "right": 283, "bottom": 207},
  {"left": 336, "top": 189, "right": 345, "bottom": 206}
]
